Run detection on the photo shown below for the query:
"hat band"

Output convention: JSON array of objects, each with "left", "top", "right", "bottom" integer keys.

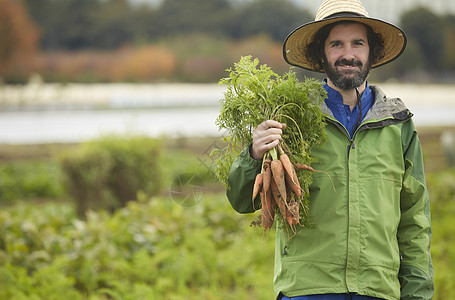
[{"left": 323, "top": 12, "right": 365, "bottom": 20}]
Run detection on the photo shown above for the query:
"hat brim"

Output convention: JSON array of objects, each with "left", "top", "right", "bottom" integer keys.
[{"left": 283, "top": 16, "right": 407, "bottom": 72}]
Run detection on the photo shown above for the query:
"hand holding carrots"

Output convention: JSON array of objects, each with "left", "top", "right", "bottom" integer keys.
[
  {"left": 251, "top": 120, "right": 287, "bottom": 160},
  {"left": 251, "top": 124, "right": 334, "bottom": 236}
]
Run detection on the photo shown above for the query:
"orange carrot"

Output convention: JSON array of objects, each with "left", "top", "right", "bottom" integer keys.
[
  {"left": 295, "top": 163, "right": 315, "bottom": 172},
  {"left": 285, "top": 168, "right": 301, "bottom": 198},
  {"left": 261, "top": 189, "right": 275, "bottom": 230},
  {"left": 295, "top": 163, "right": 336, "bottom": 192},
  {"left": 271, "top": 178, "right": 287, "bottom": 221},
  {"left": 279, "top": 153, "right": 294, "bottom": 182},
  {"left": 271, "top": 159, "right": 286, "bottom": 202},
  {"left": 262, "top": 158, "right": 272, "bottom": 193},
  {"left": 270, "top": 188, "right": 277, "bottom": 212},
  {"left": 252, "top": 173, "right": 263, "bottom": 203},
  {"left": 280, "top": 153, "right": 301, "bottom": 198}
]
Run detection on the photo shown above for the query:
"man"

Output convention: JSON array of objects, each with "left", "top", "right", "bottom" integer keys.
[{"left": 226, "top": 0, "right": 434, "bottom": 299}]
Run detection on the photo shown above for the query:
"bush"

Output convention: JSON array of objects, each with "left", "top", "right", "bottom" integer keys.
[
  {"left": 0, "top": 194, "right": 274, "bottom": 299},
  {"left": 59, "top": 134, "right": 163, "bottom": 217}
]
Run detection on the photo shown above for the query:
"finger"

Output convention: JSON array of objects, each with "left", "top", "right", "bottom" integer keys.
[
  {"left": 257, "top": 134, "right": 282, "bottom": 151},
  {"left": 251, "top": 132, "right": 281, "bottom": 159},
  {"left": 260, "top": 132, "right": 282, "bottom": 145},
  {"left": 251, "top": 138, "right": 280, "bottom": 160},
  {"left": 253, "top": 131, "right": 282, "bottom": 151},
  {"left": 264, "top": 138, "right": 280, "bottom": 149},
  {"left": 259, "top": 120, "right": 284, "bottom": 130}
]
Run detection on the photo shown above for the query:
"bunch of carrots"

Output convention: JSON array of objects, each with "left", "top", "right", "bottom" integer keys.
[
  {"left": 252, "top": 144, "right": 320, "bottom": 234},
  {"left": 214, "top": 56, "right": 329, "bottom": 236}
]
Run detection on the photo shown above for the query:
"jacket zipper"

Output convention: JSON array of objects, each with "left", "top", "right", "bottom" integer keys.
[
  {"left": 324, "top": 117, "right": 355, "bottom": 156},
  {"left": 325, "top": 114, "right": 411, "bottom": 156}
]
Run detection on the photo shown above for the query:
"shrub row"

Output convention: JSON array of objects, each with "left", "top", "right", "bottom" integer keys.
[
  {"left": 24, "top": 34, "right": 291, "bottom": 84},
  {"left": 0, "top": 134, "right": 219, "bottom": 216}
]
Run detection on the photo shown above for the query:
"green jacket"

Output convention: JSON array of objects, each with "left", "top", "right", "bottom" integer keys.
[{"left": 226, "top": 86, "right": 434, "bottom": 300}]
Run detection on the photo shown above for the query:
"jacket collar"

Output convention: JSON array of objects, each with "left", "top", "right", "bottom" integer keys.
[
  {"left": 364, "top": 85, "right": 412, "bottom": 122},
  {"left": 321, "top": 84, "right": 412, "bottom": 123}
]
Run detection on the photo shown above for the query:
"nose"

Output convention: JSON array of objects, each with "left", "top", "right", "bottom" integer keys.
[{"left": 341, "top": 45, "right": 356, "bottom": 60}]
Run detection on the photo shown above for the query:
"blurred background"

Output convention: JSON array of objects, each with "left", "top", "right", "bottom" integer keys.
[
  {"left": 1, "top": 0, "right": 455, "bottom": 299},
  {"left": 2, "top": 0, "right": 455, "bottom": 84}
]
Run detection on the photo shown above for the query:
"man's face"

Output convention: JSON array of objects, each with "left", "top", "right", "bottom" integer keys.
[{"left": 322, "top": 22, "right": 371, "bottom": 91}]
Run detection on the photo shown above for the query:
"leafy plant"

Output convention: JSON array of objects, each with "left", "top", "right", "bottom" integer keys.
[
  {"left": 58, "top": 134, "right": 163, "bottom": 217},
  {"left": 213, "top": 56, "right": 327, "bottom": 231},
  {"left": 0, "top": 194, "right": 275, "bottom": 299},
  {"left": 0, "top": 169, "right": 454, "bottom": 298}
]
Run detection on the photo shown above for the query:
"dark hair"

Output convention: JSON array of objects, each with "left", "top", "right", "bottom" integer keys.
[{"left": 305, "top": 21, "right": 385, "bottom": 72}]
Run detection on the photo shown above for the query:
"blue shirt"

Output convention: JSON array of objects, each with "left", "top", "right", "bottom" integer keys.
[{"left": 323, "top": 81, "right": 375, "bottom": 138}]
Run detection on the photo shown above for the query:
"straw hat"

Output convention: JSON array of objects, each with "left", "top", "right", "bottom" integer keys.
[{"left": 283, "top": 0, "right": 407, "bottom": 72}]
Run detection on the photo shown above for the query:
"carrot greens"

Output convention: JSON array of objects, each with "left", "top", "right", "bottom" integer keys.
[{"left": 212, "top": 56, "right": 328, "bottom": 233}]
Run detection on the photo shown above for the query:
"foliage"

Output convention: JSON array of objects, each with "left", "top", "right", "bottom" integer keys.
[
  {"left": 21, "top": 0, "right": 127, "bottom": 50},
  {"left": 156, "top": 0, "right": 233, "bottom": 38},
  {"left": 426, "top": 169, "right": 455, "bottom": 299},
  {"left": 1, "top": 169, "right": 455, "bottom": 298},
  {"left": 0, "top": 160, "right": 63, "bottom": 202},
  {"left": 213, "top": 56, "right": 326, "bottom": 231},
  {"left": 0, "top": 194, "right": 275, "bottom": 299},
  {"left": 442, "top": 15, "right": 455, "bottom": 70},
  {"left": 33, "top": 34, "right": 292, "bottom": 83},
  {"left": 0, "top": 0, "right": 39, "bottom": 77},
  {"left": 0, "top": 136, "right": 220, "bottom": 207},
  {"left": 21, "top": 0, "right": 307, "bottom": 50},
  {"left": 214, "top": 56, "right": 327, "bottom": 187},
  {"left": 229, "top": 0, "right": 312, "bottom": 41},
  {"left": 400, "top": 7, "right": 445, "bottom": 71},
  {"left": 58, "top": 134, "right": 163, "bottom": 217}
]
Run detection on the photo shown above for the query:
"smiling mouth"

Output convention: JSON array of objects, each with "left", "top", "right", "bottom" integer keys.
[
  {"left": 335, "top": 59, "right": 362, "bottom": 70},
  {"left": 338, "top": 64, "right": 358, "bottom": 70}
]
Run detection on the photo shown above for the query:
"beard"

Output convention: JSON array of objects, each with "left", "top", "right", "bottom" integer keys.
[{"left": 322, "top": 57, "right": 371, "bottom": 91}]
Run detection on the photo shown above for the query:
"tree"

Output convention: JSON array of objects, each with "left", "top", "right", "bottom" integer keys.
[
  {"left": 23, "top": 0, "right": 141, "bottom": 50},
  {"left": 400, "top": 7, "right": 445, "bottom": 71},
  {"left": 443, "top": 15, "right": 455, "bottom": 70},
  {"left": 152, "top": 0, "right": 234, "bottom": 39},
  {"left": 229, "top": 0, "right": 312, "bottom": 41},
  {"left": 0, "top": 0, "right": 40, "bottom": 76}
]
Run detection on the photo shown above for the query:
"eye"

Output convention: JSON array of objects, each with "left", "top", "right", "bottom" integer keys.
[{"left": 353, "top": 40, "right": 366, "bottom": 46}]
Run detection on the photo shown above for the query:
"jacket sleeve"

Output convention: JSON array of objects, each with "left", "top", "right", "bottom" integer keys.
[
  {"left": 398, "top": 120, "right": 434, "bottom": 299},
  {"left": 226, "top": 146, "right": 262, "bottom": 214}
]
